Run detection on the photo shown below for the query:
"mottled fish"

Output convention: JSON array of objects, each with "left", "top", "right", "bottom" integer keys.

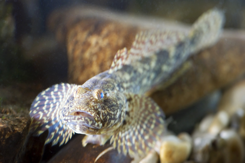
[{"left": 29, "top": 9, "right": 224, "bottom": 162}]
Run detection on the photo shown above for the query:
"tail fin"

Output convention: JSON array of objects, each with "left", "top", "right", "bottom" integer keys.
[{"left": 189, "top": 9, "right": 225, "bottom": 53}]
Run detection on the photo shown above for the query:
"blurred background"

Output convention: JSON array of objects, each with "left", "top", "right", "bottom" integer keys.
[
  {"left": 1, "top": 0, "right": 245, "bottom": 86},
  {"left": 1, "top": 1, "right": 245, "bottom": 162}
]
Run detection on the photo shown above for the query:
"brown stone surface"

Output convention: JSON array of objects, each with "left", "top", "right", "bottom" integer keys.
[
  {"left": 66, "top": 19, "right": 139, "bottom": 83},
  {"left": 217, "top": 79, "right": 245, "bottom": 115},
  {"left": 48, "top": 6, "right": 187, "bottom": 45},
  {"left": 0, "top": 107, "right": 30, "bottom": 163},
  {"left": 48, "top": 6, "right": 188, "bottom": 85},
  {"left": 0, "top": 83, "right": 44, "bottom": 163},
  {"left": 48, "top": 6, "right": 245, "bottom": 115}
]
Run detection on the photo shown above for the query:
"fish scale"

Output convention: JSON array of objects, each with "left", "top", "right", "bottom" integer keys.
[{"left": 29, "top": 9, "right": 224, "bottom": 162}]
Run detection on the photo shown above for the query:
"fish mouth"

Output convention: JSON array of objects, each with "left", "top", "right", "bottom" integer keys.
[
  {"left": 66, "top": 110, "right": 102, "bottom": 131},
  {"left": 69, "top": 110, "right": 95, "bottom": 120}
]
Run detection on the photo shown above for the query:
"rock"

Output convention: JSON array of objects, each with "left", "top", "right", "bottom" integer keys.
[
  {"left": 48, "top": 5, "right": 245, "bottom": 115},
  {"left": 0, "top": 83, "right": 45, "bottom": 163},
  {"left": 217, "top": 80, "right": 245, "bottom": 116},
  {"left": 216, "top": 79, "right": 245, "bottom": 143},
  {"left": 190, "top": 79, "right": 245, "bottom": 163},
  {"left": 48, "top": 135, "right": 132, "bottom": 163},
  {"left": 48, "top": 5, "right": 187, "bottom": 45},
  {"left": 0, "top": 107, "right": 30, "bottom": 163},
  {"left": 47, "top": 6, "right": 187, "bottom": 85},
  {"left": 191, "top": 129, "right": 244, "bottom": 163},
  {"left": 160, "top": 133, "right": 192, "bottom": 163},
  {"left": 219, "top": 129, "right": 244, "bottom": 163}
]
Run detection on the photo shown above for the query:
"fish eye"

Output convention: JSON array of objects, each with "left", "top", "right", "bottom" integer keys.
[
  {"left": 100, "top": 92, "right": 104, "bottom": 99},
  {"left": 93, "top": 89, "right": 105, "bottom": 100}
]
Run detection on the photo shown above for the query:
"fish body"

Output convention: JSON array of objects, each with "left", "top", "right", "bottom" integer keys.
[{"left": 29, "top": 9, "right": 224, "bottom": 162}]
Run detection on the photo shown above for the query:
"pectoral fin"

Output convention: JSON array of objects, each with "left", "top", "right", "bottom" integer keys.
[
  {"left": 29, "top": 83, "right": 76, "bottom": 146},
  {"left": 110, "top": 93, "right": 167, "bottom": 159}
]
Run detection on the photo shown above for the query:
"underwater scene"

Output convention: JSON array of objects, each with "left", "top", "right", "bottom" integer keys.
[{"left": 1, "top": 0, "right": 245, "bottom": 163}]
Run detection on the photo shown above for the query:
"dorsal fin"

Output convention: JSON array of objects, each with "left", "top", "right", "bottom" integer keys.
[
  {"left": 109, "top": 30, "right": 187, "bottom": 73},
  {"left": 109, "top": 47, "right": 129, "bottom": 73},
  {"left": 109, "top": 9, "right": 224, "bottom": 74},
  {"left": 130, "top": 30, "right": 186, "bottom": 58}
]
